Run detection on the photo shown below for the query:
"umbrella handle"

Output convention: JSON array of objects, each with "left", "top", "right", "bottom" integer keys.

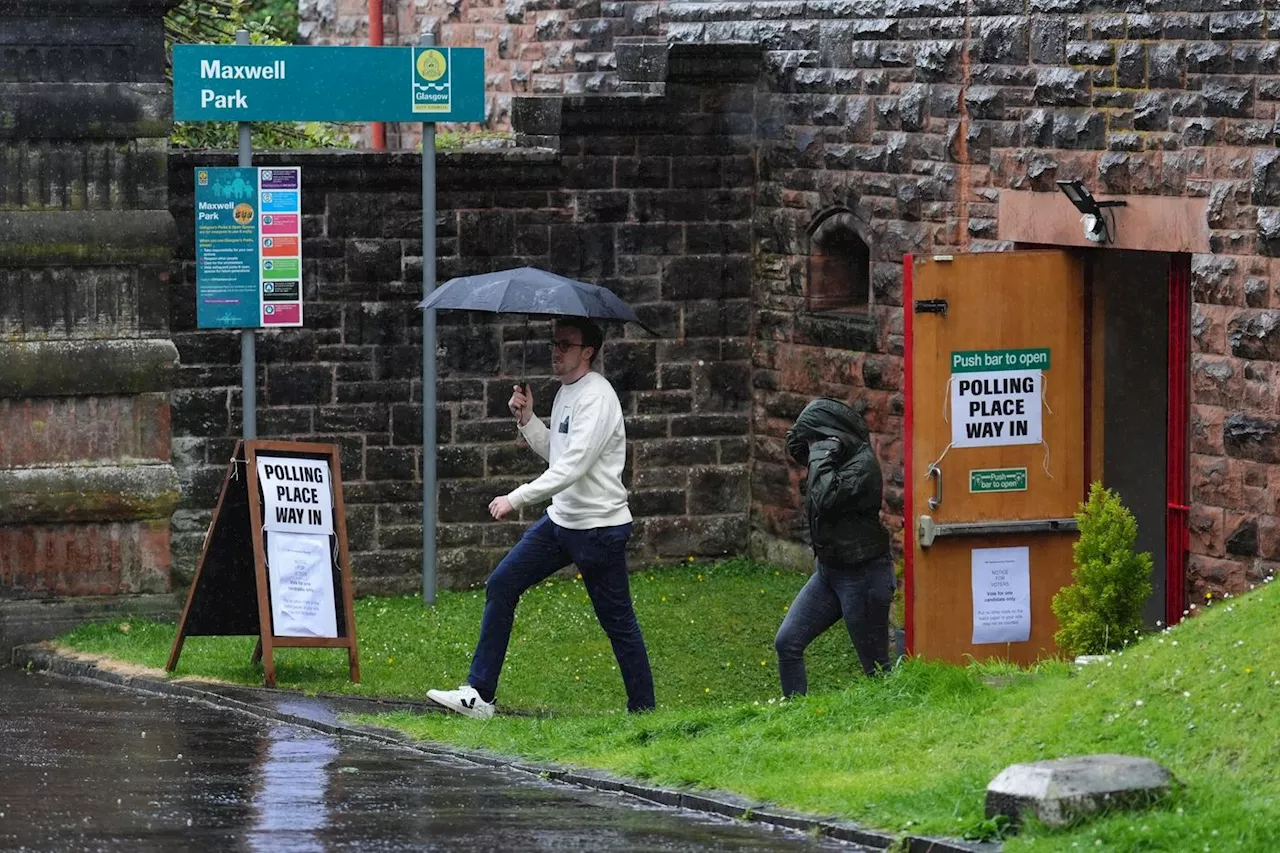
[{"left": 521, "top": 315, "right": 529, "bottom": 395}]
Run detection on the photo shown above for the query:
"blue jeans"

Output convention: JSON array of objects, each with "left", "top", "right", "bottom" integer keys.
[
  {"left": 468, "top": 515, "right": 655, "bottom": 712},
  {"left": 774, "top": 554, "right": 896, "bottom": 697}
]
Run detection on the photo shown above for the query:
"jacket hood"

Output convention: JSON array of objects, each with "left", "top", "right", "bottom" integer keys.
[{"left": 791, "top": 398, "right": 870, "bottom": 450}]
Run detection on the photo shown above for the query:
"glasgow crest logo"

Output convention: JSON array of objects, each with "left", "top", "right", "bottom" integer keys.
[{"left": 411, "top": 47, "right": 451, "bottom": 114}]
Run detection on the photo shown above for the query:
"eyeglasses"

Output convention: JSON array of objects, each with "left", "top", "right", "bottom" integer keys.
[{"left": 552, "top": 340, "right": 586, "bottom": 353}]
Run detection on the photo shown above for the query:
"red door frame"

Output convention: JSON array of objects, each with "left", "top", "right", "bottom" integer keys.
[
  {"left": 901, "top": 251, "right": 1192, "bottom": 653},
  {"left": 1166, "top": 254, "right": 1191, "bottom": 626}
]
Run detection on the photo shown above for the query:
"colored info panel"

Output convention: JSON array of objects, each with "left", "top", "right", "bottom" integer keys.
[
  {"left": 259, "top": 167, "right": 303, "bottom": 327},
  {"left": 194, "top": 167, "right": 260, "bottom": 328}
]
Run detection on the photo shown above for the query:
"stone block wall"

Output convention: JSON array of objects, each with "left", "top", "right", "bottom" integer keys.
[
  {"left": 667, "top": 0, "right": 1280, "bottom": 595},
  {"left": 299, "top": 0, "right": 665, "bottom": 142},
  {"left": 167, "top": 49, "right": 757, "bottom": 594},
  {"left": 0, "top": 0, "right": 180, "bottom": 646},
  {"left": 12, "top": 0, "right": 1272, "bottom": 609}
]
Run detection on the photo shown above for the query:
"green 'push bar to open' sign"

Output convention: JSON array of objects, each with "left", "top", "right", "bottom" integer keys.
[{"left": 173, "top": 44, "right": 485, "bottom": 123}]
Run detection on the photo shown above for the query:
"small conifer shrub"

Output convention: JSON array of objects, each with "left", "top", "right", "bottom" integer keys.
[{"left": 1052, "top": 482, "right": 1153, "bottom": 657}]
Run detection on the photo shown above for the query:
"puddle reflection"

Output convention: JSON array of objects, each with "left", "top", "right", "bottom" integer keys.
[{"left": 245, "top": 726, "right": 339, "bottom": 853}]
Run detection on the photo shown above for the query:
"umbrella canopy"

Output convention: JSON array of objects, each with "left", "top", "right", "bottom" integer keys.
[{"left": 418, "top": 267, "right": 655, "bottom": 334}]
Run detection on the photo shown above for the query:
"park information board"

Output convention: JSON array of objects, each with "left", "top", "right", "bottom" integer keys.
[
  {"left": 173, "top": 45, "right": 485, "bottom": 123},
  {"left": 195, "top": 166, "right": 303, "bottom": 328}
]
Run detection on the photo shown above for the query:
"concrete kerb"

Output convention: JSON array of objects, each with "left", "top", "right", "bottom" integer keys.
[{"left": 11, "top": 644, "right": 995, "bottom": 853}]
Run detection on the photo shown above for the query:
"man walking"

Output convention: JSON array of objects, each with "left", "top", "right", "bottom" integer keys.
[{"left": 427, "top": 318, "right": 655, "bottom": 718}]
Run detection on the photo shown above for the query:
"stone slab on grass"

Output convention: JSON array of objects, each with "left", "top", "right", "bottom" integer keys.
[{"left": 986, "top": 754, "right": 1175, "bottom": 829}]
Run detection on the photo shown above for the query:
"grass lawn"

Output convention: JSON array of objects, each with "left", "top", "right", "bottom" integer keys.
[
  {"left": 60, "top": 558, "right": 864, "bottom": 710},
  {"left": 58, "top": 559, "right": 1280, "bottom": 850}
]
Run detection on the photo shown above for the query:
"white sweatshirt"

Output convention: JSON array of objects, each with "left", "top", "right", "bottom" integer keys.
[{"left": 505, "top": 371, "right": 632, "bottom": 529}]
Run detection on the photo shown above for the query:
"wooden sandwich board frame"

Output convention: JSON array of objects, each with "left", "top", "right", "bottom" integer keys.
[{"left": 166, "top": 440, "right": 360, "bottom": 687}]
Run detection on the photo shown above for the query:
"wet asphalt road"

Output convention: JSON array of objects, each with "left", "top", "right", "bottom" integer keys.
[{"left": 0, "top": 668, "right": 857, "bottom": 852}]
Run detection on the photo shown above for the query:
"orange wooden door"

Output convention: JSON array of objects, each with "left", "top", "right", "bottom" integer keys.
[{"left": 906, "top": 251, "right": 1086, "bottom": 664}]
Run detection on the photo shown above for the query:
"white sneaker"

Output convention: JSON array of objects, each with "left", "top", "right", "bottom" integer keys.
[{"left": 426, "top": 685, "right": 495, "bottom": 720}]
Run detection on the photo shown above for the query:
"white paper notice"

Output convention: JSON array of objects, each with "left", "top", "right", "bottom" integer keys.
[
  {"left": 257, "top": 456, "right": 333, "bottom": 535},
  {"left": 267, "top": 531, "right": 337, "bottom": 638},
  {"left": 951, "top": 370, "right": 1043, "bottom": 448},
  {"left": 971, "top": 546, "right": 1031, "bottom": 645}
]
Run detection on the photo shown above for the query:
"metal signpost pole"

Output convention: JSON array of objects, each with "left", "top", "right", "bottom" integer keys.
[
  {"left": 421, "top": 33, "right": 438, "bottom": 606},
  {"left": 173, "top": 38, "right": 483, "bottom": 607},
  {"left": 236, "top": 28, "right": 257, "bottom": 440}
]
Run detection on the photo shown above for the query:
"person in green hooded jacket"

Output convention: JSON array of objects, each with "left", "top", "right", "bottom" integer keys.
[{"left": 775, "top": 397, "right": 895, "bottom": 696}]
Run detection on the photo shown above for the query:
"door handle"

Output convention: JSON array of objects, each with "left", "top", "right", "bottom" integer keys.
[{"left": 927, "top": 464, "right": 942, "bottom": 510}]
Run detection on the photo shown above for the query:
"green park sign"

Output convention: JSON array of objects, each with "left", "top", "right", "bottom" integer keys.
[{"left": 173, "top": 44, "right": 485, "bottom": 123}]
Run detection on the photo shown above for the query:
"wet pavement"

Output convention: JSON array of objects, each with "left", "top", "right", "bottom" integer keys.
[{"left": 0, "top": 667, "right": 859, "bottom": 852}]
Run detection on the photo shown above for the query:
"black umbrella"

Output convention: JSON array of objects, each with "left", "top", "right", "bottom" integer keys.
[
  {"left": 418, "top": 266, "right": 655, "bottom": 382},
  {"left": 420, "top": 267, "right": 652, "bottom": 328}
]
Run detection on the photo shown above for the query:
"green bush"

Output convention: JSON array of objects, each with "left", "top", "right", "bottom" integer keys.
[
  {"left": 1051, "top": 482, "right": 1153, "bottom": 657},
  {"left": 243, "top": 0, "right": 298, "bottom": 42}
]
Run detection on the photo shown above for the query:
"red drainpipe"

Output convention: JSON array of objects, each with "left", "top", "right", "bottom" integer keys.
[
  {"left": 1166, "top": 254, "right": 1191, "bottom": 626},
  {"left": 370, "top": 0, "right": 386, "bottom": 149}
]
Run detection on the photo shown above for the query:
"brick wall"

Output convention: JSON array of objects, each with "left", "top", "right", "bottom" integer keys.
[
  {"left": 168, "top": 53, "right": 756, "bottom": 594},
  {"left": 667, "top": 0, "right": 1280, "bottom": 595},
  {"left": 299, "top": 0, "right": 665, "bottom": 142}
]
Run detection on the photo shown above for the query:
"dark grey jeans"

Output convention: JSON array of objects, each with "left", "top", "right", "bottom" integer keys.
[{"left": 774, "top": 554, "right": 896, "bottom": 697}]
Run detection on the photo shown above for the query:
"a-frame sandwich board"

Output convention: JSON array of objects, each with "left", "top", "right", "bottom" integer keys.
[{"left": 166, "top": 440, "right": 359, "bottom": 687}]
